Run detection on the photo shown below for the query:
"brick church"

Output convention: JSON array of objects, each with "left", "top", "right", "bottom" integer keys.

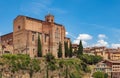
[{"left": 0, "top": 14, "right": 70, "bottom": 58}]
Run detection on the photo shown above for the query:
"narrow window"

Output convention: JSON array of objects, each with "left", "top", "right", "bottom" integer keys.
[
  {"left": 45, "top": 35, "right": 47, "bottom": 42},
  {"left": 32, "top": 35, "right": 34, "bottom": 41},
  {"left": 18, "top": 26, "right": 21, "bottom": 30},
  {"left": 33, "top": 49, "right": 35, "bottom": 54}
]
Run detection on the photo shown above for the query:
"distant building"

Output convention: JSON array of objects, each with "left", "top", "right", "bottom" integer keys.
[
  {"left": 83, "top": 47, "right": 95, "bottom": 55},
  {"left": 0, "top": 14, "right": 70, "bottom": 58},
  {"left": 0, "top": 33, "right": 13, "bottom": 55},
  {"left": 94, "top": 61, "right": 112, "bottom": 77},
  {"left": 72, "top": 44, "right": 78, "bottom": 52},
  {"left": 106, "top": 48, "right": 120, "bottom": 60},
  {"left": 83, "top": 46, "right": 120, "bottom": 60},
  {"left": 65, "top": 37, "right": 71, "bottom": 48},
  {"left": 105, "top": 60, "right": 120, "bottom": 78},
  {"left": 94, "top": 60, "right": 120, "bottom": 78}
]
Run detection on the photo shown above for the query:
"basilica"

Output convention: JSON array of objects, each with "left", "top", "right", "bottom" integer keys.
[{"left": 0, "top": 14, "right": 70, "bottom": 58}]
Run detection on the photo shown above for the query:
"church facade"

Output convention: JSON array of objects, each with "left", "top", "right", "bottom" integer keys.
[{"left": 0, "top": 14, "right": 69, "bottom": 58}]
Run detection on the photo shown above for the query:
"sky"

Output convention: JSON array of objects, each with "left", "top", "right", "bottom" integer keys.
[{"left": 0, "top": 0, "right": 120, "bottom": 48}]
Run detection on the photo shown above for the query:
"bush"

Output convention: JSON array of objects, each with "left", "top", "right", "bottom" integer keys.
[
  {"left": 93, "top": 71, "right": 108, "bottom": 78},
  {"left": 79, "top": 54, "right": 103, "bottom": 65},
  {"left": 45, "top": 53, "right": 55, "bottom": 62}
]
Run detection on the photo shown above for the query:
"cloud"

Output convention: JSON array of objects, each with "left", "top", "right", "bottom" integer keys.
[
  {"left": 98, "top": 34, "right": 107, "bottom": 39},
  {"left": 76, "top": 34, "right": 92, "bottom": 41},
  {"left": 66, "top": 32, "right": 68, "bottom": 35},
  {"left": 92, "top": 34, "right": 109, "bottom": 47},
  {"left": 66, "top": 32, "right": 77, "bottom": 39},
  {"left": 72, "top": 32, "right": 119, "bottom": 48},
  {"left": 20, "top": 0, "right": 67, "bottom": 15},
  {"left": 73, "top": 39, "right": 87, "bottom": 46},
  {"left": 111, "top": 44, "right": 120, "bottom": 48},
  {"left": 73, "top": 34, "right": 92, "bottom": 47},
  {"left": 93, "top": 39, "right": 109, "bottom": 47}
]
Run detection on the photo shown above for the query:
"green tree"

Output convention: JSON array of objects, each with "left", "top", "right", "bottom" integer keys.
[
  {"left": 77, "top": 40, "right": 83, "bottom": 56},
  {"left": 69, "top": 42, "right": 73, "bottom": 58},
  {"left": 104, "top": 73, "right": 108, "bottom": 78},
  {"left": 93, "top": 71, "right": 104, "bottom": 78},
  {"left": 45, "top": 53, "right": 56, "bottom": 78},
  {"left": 65, "top": 65, "right": 68, "bottom": 78},
  {"left": 64, "top": 42, "right": 69, "bottom": 57},
  {"left": 38, "top": 34, "right": 42, "bottom": 57},
  {"left": 1, "top": 54, "right": 40, "bottom": 78},
  {"left": 29, "top": 59, "right": 40, "bottom": 78},
  {"left": 58, "top": 42, "right": 62, "bottom": 58},
  {"left": 45, "top": 53, "right": 55, "bottom": 63},
  {"left": 79, "top": 54, "right": 103, "bottom": 65}
]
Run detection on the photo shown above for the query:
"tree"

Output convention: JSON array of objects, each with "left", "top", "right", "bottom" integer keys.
[
  {"left": 93, "top": 71, "right": 104, "bottom": 78},
  {"left": 1, "top": 54, "right": 40, "bottom": 78},
  {"left": 69, "top": 42, "right": 73, "bottom": 58},
  {"left": 104, "top": 73, "right": 108, "bottom": 78},
  {"left": 64, "top": 42, "right": 69, "bottom": 57},
  {"left": 29, "top": 59, "right": 40, "bottom": 78},
  {"left": 79, "top": 54, "right": 103, "bottom": 65},
  {"left": 37, "top": 34, "right": 42, "bottom": 57},
  {"left": 77, "top": 40, "right": 83, "bottom": 56},
  {"left": 45, "top": 53, "right": 55, "bottom": 63},
  {"left": 58, "top": 42, "right": 62, "bottom": 58},
  {"left": 45, "top": 53, "right": 56, "bottom": 78}
]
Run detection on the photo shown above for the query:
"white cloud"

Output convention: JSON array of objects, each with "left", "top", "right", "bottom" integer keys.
[
  {"left": 98, "top": 34, "right": 107, "bottom": 39},
  {"left": 94, "top": 39, "right": 109, "bottom": 47},
  {"left": 73, "top": 34, "right": 92, "bottom": 47},
  {"left": 66, "top": 32, "right": 77, "bottom": 39},
  {"left": 66, "top": 32, "right": 68, "bottom": 35},
  {"left": 92, "top": 34, "right": 109, "bottom": 47},
  {"left": 76, "top": 34, "right": 92, "bottom": 41},
  {"left": 111, "top": 44, "right": 120, "bottom": 48},
  {"left": 73, "top": 39, "right": 87, "bottom": 46}
]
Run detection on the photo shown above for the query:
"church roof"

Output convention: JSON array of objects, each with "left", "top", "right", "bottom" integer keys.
[{"left": 16, "top": 15, "right": 63, "bottom": 27}]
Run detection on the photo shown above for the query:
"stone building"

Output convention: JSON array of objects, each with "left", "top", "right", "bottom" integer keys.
[
  {"left": 104, "top": 60, "right": 120, "bottom": 78},
  {"left": 94, "top": 61, "right": 112, "bottom": 78},
  {"left": 83, "top": 46, "right": 120, "bottom": 60},
  {"left": 0, "top": 33, "right": 13, "bottom": 55},
  {"left": 72, "top": 44, "right": 78, "bottom": 52},
  {"left": 0, "top": 14, "right": 68, "bottom": 58}
]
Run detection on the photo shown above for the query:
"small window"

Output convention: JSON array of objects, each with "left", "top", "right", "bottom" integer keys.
[
  {"left": 45, "top": 35, "right": 47, "bottom": 42},
  {"left": 51, "top": 19, "right": 53, "bottom": 22},
  {"left": 33, "top": 49, "right": 35, "bottom": 54},
  {"left": 32, "top": 35, "right": 34, "bottom": 41},
  {"left": 18, "top": 26, "right": 21, "bottom": 30},
  {"left": 47, "top": 19, "right": 49, "bottom": 22}
]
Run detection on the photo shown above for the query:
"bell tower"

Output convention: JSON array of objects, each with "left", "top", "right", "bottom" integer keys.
[{"left": 45, "top": 14, "right": 54, "bottom": 23}]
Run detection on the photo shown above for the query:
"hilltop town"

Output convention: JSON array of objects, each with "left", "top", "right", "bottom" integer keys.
[{"left": 0, "top": 15, "right": 120, "bottom": 78}]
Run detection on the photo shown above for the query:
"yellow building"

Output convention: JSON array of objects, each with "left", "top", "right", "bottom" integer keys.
[{"left": 84, "top": 47, "right": 120, "bottom": 60}]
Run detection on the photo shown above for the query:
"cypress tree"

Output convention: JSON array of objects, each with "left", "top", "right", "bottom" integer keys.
[
  {"left": 58, "top": 42, "right": 62, "bottom": 58},
  {"left": 69, "top": 42, "right": 73, "bottom": 58},
  {"left": 64, "top": 42, "right": 69, "bottom": 57},
  {"left": 37, "top": 34, "right": 42, "bottom": 57},
  {"left": 77, "top": 40, "right": 83, "bottom": 56}
]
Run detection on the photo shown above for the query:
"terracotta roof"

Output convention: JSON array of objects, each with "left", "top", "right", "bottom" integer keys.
[
  {"left": 16, "top": 15, "right": 63, "bottom": 27},
  {"left": 72, "top": 44, "right": 78, "bottom": 47},
  {"left": 1, "top": 32, "right": 13, "bottom": 37},
  {"left": 105, "top": 60, "right": 120, "bottom": 64}
]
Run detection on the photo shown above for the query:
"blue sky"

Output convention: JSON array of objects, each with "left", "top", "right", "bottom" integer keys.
[{"left": 0, "top": 0, "right": 120, "bottom": 48}]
